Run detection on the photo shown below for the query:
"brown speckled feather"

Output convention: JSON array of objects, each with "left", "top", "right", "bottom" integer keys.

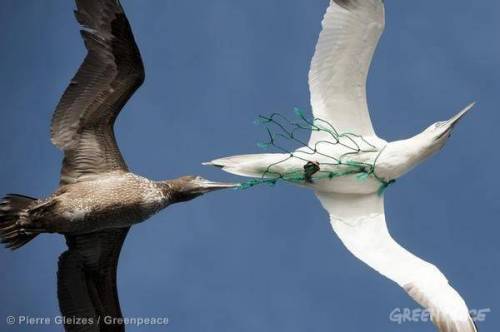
[
  {"left": 0, "top": 0, "right": 237, "bottom": 329},
  {"left": 51, "top": 0, "right": 145, "bottom": 185},
  {"left": 52, "top": 1, "right": 144, "bottom": 330}
]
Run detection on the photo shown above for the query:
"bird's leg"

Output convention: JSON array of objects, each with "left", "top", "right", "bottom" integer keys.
[{"left": 304, "top": 161, "right": 321, "bottom": 183}]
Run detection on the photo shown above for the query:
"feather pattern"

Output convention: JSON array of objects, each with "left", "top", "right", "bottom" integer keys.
[
  {"left": 309, "top": 0, "right": 384, "bottom": 142},
  {"left": 57, "top": 227, "right": 130, "bottom": 332},
  {"left": 51, "top": 0, "right": 145, "bottom": 185}
]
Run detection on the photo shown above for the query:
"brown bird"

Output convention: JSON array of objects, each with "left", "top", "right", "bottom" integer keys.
[{"left": 0, "top": 0, "right": 236, "bottom": 331}]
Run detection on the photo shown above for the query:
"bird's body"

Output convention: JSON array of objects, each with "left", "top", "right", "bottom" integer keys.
[
  {"left": 219, "top": 134, "right": 386, "bottom": 194},
  {"left": 207, "top": 0, "right": 478, "bottom": 331},
  {"left": 218, "top": 126, "right": 460, "bottom": 195},
  {"left": 18, "top": 172, "right": 170, "bottom": 235},
  {"left": 0, "top": 0, "right": 235, "bottom": 330}
]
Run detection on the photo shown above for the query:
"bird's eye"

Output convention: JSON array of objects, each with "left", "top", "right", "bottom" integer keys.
[{"left": 435, "top": 121, "right": 446, "bottom": 128}]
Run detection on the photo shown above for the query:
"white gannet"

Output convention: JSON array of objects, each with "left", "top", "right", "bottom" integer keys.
[
  {"left": 0, "top": 0, "right": 236, "bottom": 330},
  {"left": 205, "top": 0, "right": 478, "bottom": 331}
]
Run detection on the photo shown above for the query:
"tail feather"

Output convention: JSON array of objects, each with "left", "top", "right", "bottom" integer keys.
[
  {"left": 204, "top": 153, "right": 294, "bottom": 178},
  {"left": 0, "top": 194, "right": 38, "bottom": 250}
]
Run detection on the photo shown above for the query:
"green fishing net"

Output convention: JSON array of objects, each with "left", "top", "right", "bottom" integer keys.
[{"left": 238, "top": 108, "right": 395, "bottom": 195}]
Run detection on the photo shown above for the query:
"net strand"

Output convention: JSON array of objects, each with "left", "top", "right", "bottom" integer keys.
[{"left": 239, "top": 108, "right": 395, "bottom": 195}]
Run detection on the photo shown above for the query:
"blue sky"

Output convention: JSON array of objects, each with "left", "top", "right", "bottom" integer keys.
[{"left": 0, "top": 0, "right": 499, "bottom": 331}]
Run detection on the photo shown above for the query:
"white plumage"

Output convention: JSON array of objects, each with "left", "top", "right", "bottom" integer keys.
[{"left": 206, "top": 1, "right": 477, "bottom": 331}]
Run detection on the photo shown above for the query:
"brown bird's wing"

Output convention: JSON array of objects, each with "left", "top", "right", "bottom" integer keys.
[
  {"left": 57, "top": 227, "right": 130, "bottom": 332},
  {"left": 52, "top": 0, "right": 145, "bottom": 185}
]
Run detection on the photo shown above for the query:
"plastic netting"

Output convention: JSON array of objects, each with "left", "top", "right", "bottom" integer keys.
[{"left": 239, "top": 108, "right": 395, "bottom": 195}]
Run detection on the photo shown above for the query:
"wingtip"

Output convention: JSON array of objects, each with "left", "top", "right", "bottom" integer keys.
[
  {"left": 469, "top": 316, "right": 479, "bottom": 332},
  {"left": 332, "top": 0, "right": 360, "bottom": 10}
]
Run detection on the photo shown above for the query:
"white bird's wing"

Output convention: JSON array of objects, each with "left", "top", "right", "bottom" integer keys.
[
  {"left": 315, "top": 192, "right": 477, "bottom": 332},
  {"left": 308, "top": 0, "right": 384, "bottom": 143}
]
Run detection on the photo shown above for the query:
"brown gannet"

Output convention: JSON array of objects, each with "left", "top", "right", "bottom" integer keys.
[
  {"left": 0, "top": 0, "right": 236, "bottom": 331},
  {"left": 205, "top": 0, "right": 478, "bottom": 331}
]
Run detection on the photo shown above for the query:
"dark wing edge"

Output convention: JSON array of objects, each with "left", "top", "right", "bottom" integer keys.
[
  {"left": 52, "top": 0, "right": 145, "bottom": 185},
  {"left": 57, "top": 227, "right": 130, "bottom": 332}
]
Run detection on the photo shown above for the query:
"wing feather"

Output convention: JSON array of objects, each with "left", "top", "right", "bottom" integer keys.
[
  {"left": 57, "top": 227, "right": 130, "bottom": 332},
  {"left": 316, "top": 192, "right": 476, "bottom": 332},
  {"left": 52, "top": 0, "right": 145, "bottom": 185},
  {"left": 309, "top": 0, "right": 384, "bottom": 142}
]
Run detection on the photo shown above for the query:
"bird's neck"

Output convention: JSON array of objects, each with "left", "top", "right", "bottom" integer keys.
[
  {"left": 374, "top": 135, "right": 435, "bottom": 181},
  {"left": 155, "top": 179, "right": 198, "bottom": 204},
  {"left": 154, "top": 180, "right": 176, "bottom": 200}
]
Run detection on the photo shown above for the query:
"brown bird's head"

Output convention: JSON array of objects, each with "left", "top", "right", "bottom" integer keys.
[{"left": 168, "top": 176, "right": 238, "bottom": 203}]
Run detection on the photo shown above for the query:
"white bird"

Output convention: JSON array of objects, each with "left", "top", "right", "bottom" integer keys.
[{"left": 205, "top": 0, "right": 478, "bottom": 331}]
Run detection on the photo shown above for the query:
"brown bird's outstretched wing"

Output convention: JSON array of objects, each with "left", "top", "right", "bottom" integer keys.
[
  {"left": 52, "top": 0, "right": 145, "bottom": 185},
  {"left": 57, "top": 227, "right": 130, "bottom": 332}
]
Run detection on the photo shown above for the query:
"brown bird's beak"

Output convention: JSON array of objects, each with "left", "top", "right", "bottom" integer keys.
[{"left": 194, "top": 178, "right": 239, "bottom": 193}]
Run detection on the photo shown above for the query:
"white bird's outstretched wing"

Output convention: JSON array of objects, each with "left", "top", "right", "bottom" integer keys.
[
  {"left": 315, "top": 192, "right": 477, "bottom": 332},
  {"left": 309, "top": 0, "right": 384, "bottom": 142}
]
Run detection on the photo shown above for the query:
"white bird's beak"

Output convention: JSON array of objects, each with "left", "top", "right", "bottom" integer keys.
[
  {"left": 434, "top": 102, "right": 475, "bottom": 140},
  {"left": 447, "top": 102, "right": 475, "bottom": 128}
]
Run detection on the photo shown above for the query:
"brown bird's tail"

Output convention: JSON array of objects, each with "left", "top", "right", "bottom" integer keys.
[{"left": 0, "top": 194, "right": 38, "bottom": 250}]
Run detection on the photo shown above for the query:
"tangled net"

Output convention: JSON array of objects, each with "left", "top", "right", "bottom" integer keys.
[{"left": 239, "top": 108, "right": 395, "bottom": 195}]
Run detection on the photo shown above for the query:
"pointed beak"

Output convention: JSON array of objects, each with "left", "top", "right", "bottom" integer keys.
[
  {"left": 435, "top": 102, "right": 475, "bottom": 140},
  {"left": 194, "top": 178, "right": 239, "bottom": 192},
  {"left": 447, "top": 102, "right": 475, "bottom": 128}
]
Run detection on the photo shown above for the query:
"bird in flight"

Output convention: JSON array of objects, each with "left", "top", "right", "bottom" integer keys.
[
  {"left": 205, "top": 0, "right": 477, "bottom": 331},
  {"left": 0, "top": 0, "right": 236, "bottom": 330}
]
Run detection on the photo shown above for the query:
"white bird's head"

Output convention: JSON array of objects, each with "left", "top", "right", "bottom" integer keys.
[
  {"left": 378, "top": 102, "right": 476, "bottom": 181},
  {"left": 417, "top": 102, "right": 475, "bottom": 156}
]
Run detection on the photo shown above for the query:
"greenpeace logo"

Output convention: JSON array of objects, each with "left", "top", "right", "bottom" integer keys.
[{"left": 389, "top": 307, "right": 490, "bottom": 324}]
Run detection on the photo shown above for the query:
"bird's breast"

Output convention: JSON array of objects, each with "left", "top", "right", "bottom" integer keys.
[
  {"left": 52, "top": 174, "right": 168, "bottom": 233},
  {"left": 304, "top": 173, "right": 383, "bottom": 194},
  {"left": 291, "top": 141, "right": 386, "bottom": 194}
]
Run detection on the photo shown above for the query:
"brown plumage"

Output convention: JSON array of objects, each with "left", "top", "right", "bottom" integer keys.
[{"left": 0, "top": 1, "right": 236, "bottom": 331}]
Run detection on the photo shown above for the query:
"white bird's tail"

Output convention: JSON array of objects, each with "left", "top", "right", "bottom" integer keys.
[{"left": 204, "top": 153, "right": 295, "bottom": 178}]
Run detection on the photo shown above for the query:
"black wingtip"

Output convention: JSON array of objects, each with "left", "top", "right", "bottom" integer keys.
[{"left": 333, "top": 0, "right": 360, "bottom": 10}]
